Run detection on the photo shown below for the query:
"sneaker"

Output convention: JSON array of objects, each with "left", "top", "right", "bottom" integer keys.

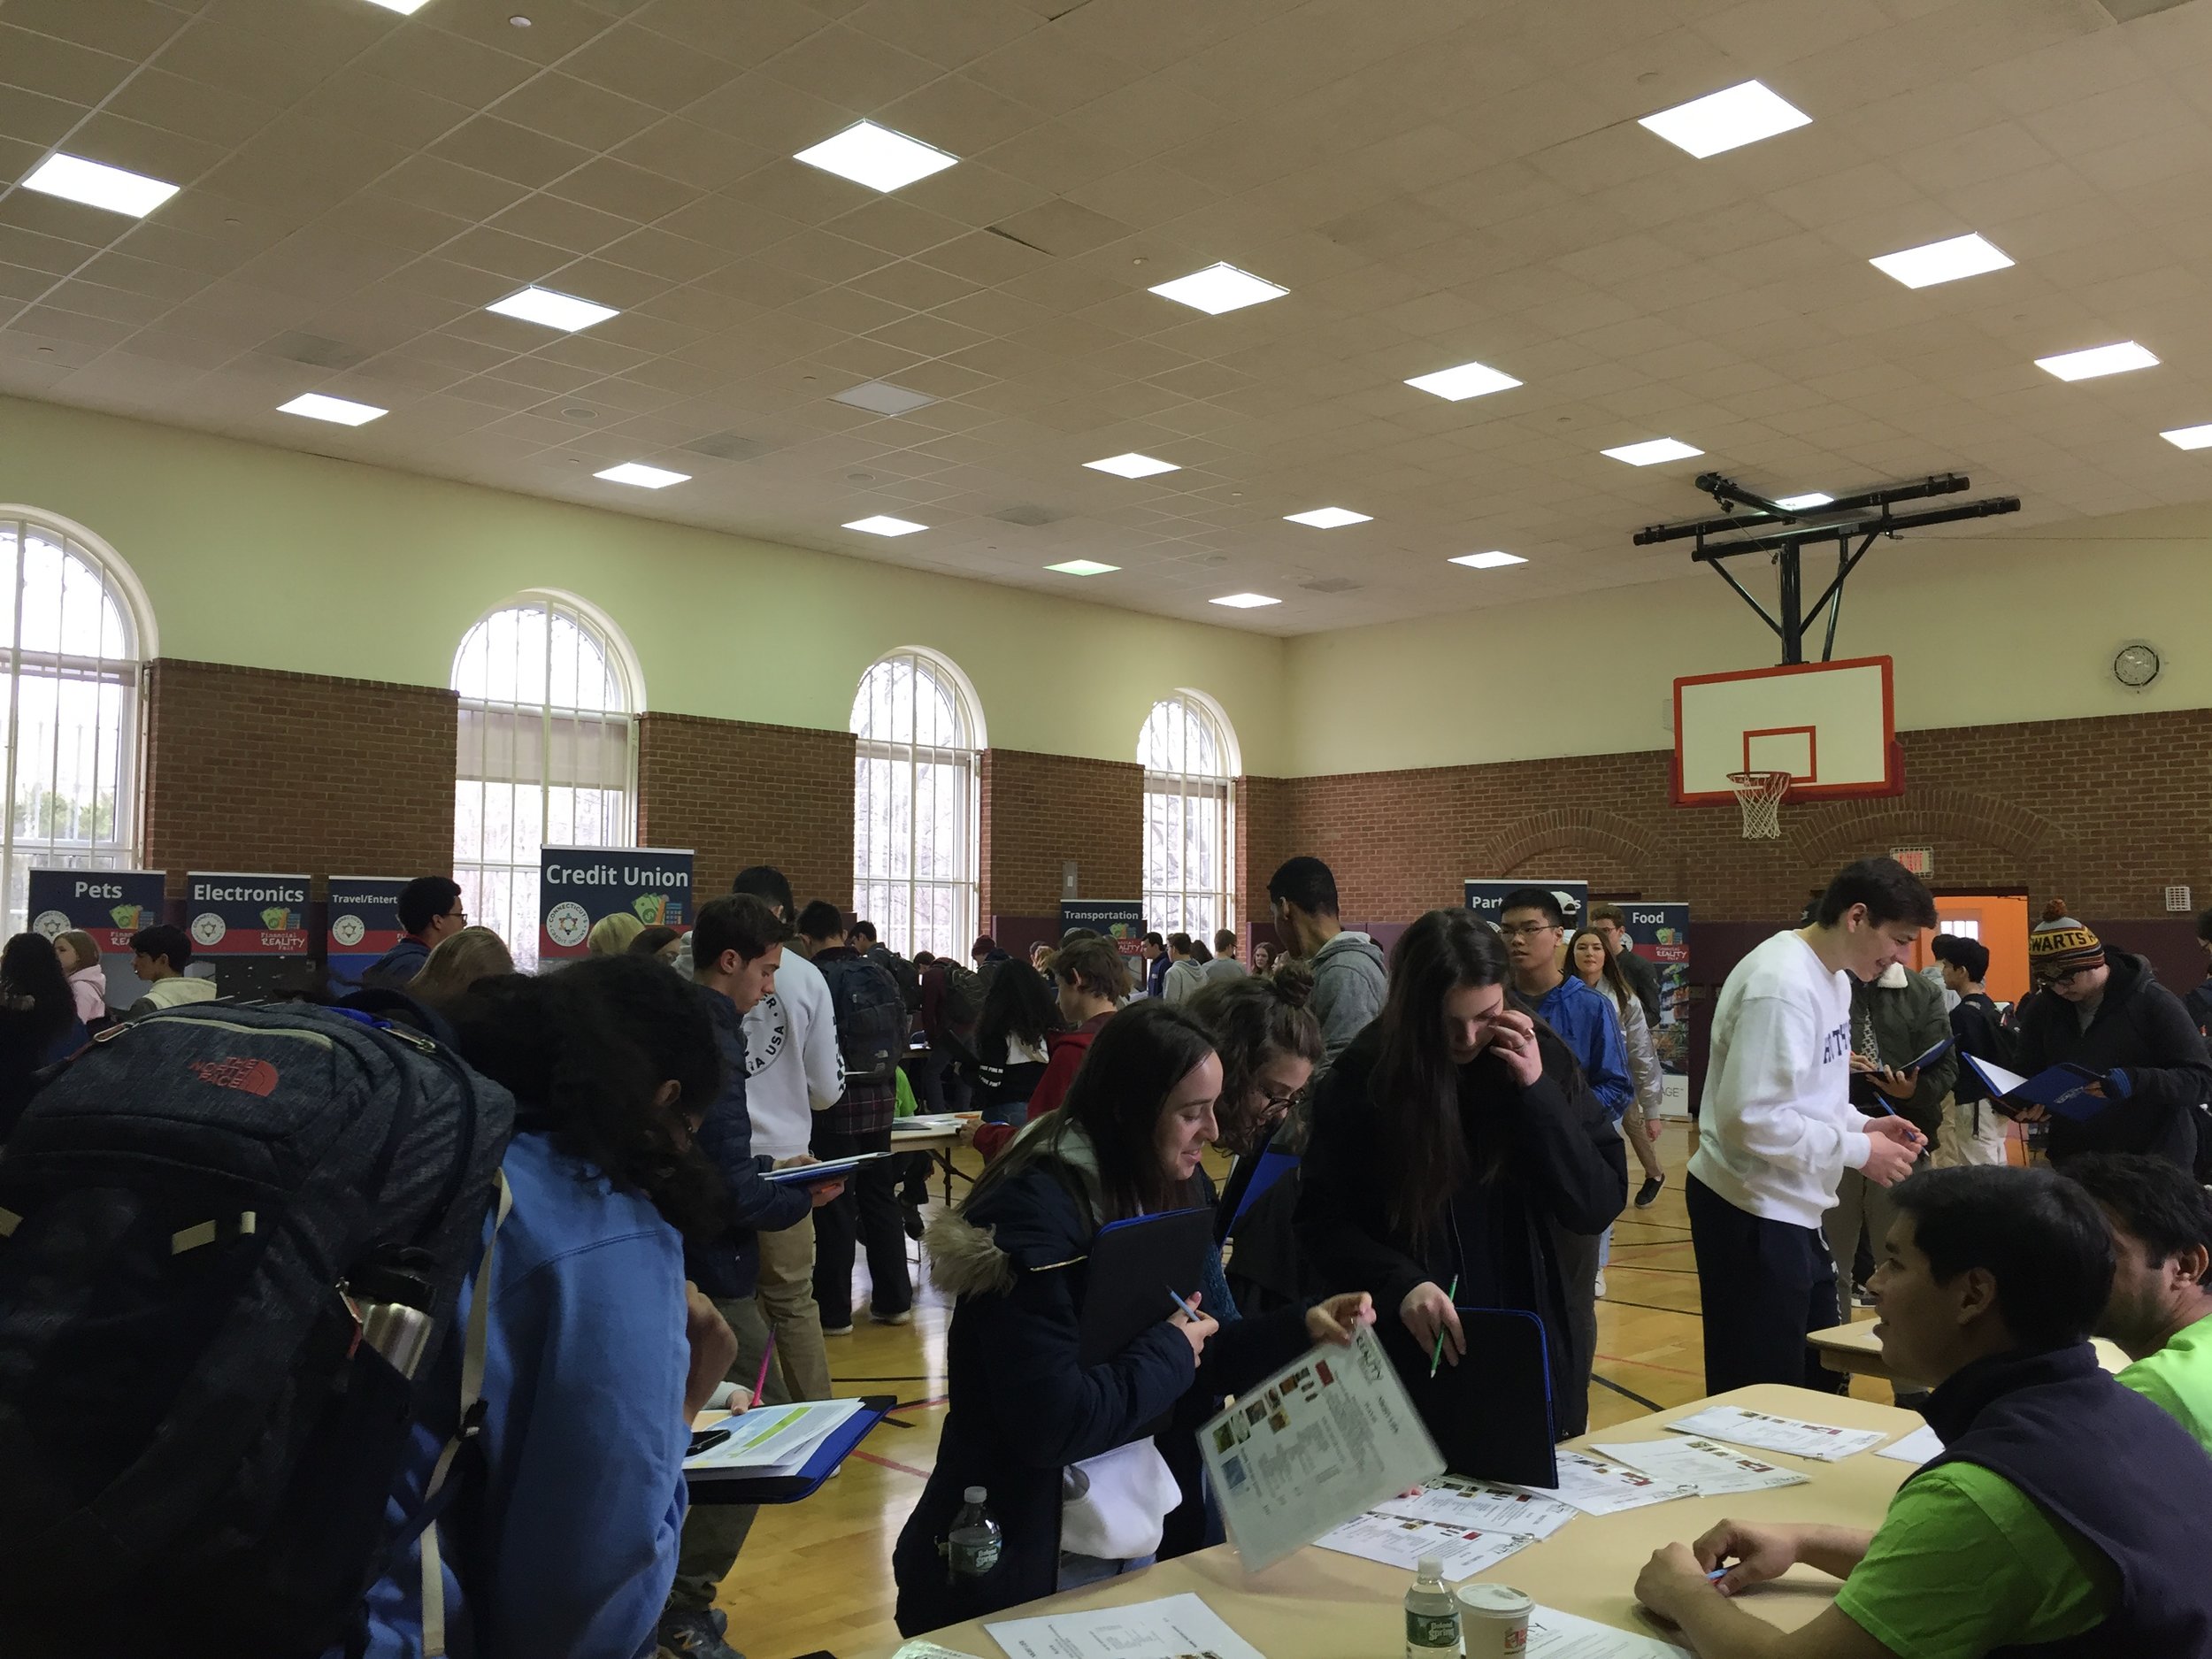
[
  {"left": 870, "top": 1304, "right": 914, "bottom": 1326},
  {"left": 821, "top": 1319, "right": 856, "bottom": 1337},
  {"left": 1634, "top": 1175, "right": 1665, "bottom": 1209},
  {"left": 657, "top": 1608, "right": 743, "bottom": 1659},
  {"left": 1593, "top": 1271, "right": 1607, "bottom": 1299}
]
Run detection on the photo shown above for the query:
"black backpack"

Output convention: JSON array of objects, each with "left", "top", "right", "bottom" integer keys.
[
  {"left": 936, "top": 964, "right": 985, "bottom": 1033},
  {"left": 818, "top": 956, "right": 909, "bottom": 1088},
  {"left": 0, "top": 1000, "right": 515, "bottom": 1658}
]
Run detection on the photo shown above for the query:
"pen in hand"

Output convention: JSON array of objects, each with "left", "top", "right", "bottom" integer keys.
[
  {"left": 1166, "top": 1286, "right": 1202, "bottom": 1323},
  {"left": 1429, "top": 1273, "right": 1459, "bottom": 1379}
]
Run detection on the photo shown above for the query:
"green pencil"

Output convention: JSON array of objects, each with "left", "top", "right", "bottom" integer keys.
[{"left": 1428, "top": 1274, "right": 1459, "bottom": 1378}]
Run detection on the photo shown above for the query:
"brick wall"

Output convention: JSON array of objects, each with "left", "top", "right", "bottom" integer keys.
[
  {"left": 979, "top": 749, "right": 1144, "bottom": 923},
  {"left": 634, "top": 712, "right": 855, "bottom": 909},
  {"left": 1237, "top": 773, "right": 1294, "bottom": 935},
  {"left": 142, "top": 658, "right": 457, "bottom": 895},
  {"left": 1245, "top": 707, "right": 2212, "bottom": 926}
]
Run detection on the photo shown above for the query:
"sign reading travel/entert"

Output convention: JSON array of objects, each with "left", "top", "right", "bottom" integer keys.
[
  {"left": 27, "top": 867, "right": 165, "bottom": 955},
  {"left": 185, "top": 872, "right": 311, "bottom": 956},
  {"left": 327, "top": 876, "right": 408, "bottom": 990},
  {"left": 539, "top": 846, "right": 693, "bottom": 964},
  {"left": 1463, "top": 879, "right": 1588, "bottom": 930},
  {"left": 1060, "top": 900, "right": 1148, "bottom": 958}
]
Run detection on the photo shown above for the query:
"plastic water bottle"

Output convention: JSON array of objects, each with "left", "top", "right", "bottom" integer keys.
[
  {"left": 1404, "top": 1553, "right": 1458, "bottom": 1658},
  {"left": 945, "top": 1486, "right": 1002, "bottom": 1583}
]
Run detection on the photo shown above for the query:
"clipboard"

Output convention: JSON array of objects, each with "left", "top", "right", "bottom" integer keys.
[
  {"left": 1381, "top": 1306, "right": 1558, "bottom": 1488},
  {"left": 763, "top": 1151, "right": 895, "bottom": 1186},
  {"left": 686, "top": 1394, "right": 892, "bottom": 1505},
  {"left": 1076, "top": 1206, "right": 1217, "bottom": 1368},
  {"left": 1899, "top": 1035, "right": 1952, "bottom": 1072}
]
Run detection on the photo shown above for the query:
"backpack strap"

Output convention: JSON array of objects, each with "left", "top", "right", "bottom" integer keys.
[{"left": 418, "top": 1169, "right": 511, "bottom": 1659}]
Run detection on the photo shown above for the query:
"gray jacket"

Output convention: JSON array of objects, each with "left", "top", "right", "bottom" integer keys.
[{"left": 1310, "top": 929, "right": 1387, "bottom": 1064}]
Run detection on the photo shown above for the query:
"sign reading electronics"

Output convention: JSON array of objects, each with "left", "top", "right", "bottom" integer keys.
[
  {"left": 539, "top": 846, "right": 694, "bottom": 963},
  {"left": 185, "top": 872, "right": 311, "bottom": 956}
]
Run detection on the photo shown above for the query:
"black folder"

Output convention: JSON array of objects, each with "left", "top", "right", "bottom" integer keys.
[
  {"left": 1076, "top": 1206, "right": 1217, "bottom": 1368},
  {"left": 1379, "top": 1305, "right": 1558, "bottom": 1488}
]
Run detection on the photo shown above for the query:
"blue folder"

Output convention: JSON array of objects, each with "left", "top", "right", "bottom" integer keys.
[
  {"left": 686, "top": 1394, "right": 892, "bottom": 1506},
  {"left": 1962, "top": 1054, "right": 2112, "bottom": 1121}
]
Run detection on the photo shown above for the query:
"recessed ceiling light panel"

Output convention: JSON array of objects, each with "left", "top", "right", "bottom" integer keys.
[
  {"left": 1405, "top": 360, "right": 1523, "bottom": 402},
  {"left": 2035, "top": 342, "right": 2159, "bottom": 381},
  {"left": 361, "top": 0, "right": 436, "bottom": 12},
  {"left": 844, "top": 514, "right": 927, "bottom": 536},
  {"left": 20, "top": 152, "right": 179, "bottom": 218},
  {"left": 1448, "top": 550, "right": 1525, "bottom": 569},
  {"left": 2160, "top": 423, "right": 2212, "bottom": 450},
  {"left": 1601, "top": 437, "right": 1704, "bottom": 466},
  {"left": 487, "top": 286, "right": 618, "bottom": 332},
  {"left": 1083, "top": 452, "right": 1179, "bottom": 479},
  {"left": 1148, "top": 263, "right": 1288, "bottom": 315},
  {"left": 595, "top": 462, "right": 689, "bottom": 488},
  {"left": 1776, "top": 492, "right": 1834, "bottom": 511},
  {"left": 1869, "top": 232, "right": 2013, "bottom": 290},
  {"left": 1210, "top": 592, "right": 1280, "bottom": 608},
  {"left": 832, "top": 379, "right": 936, "bottom": 416},
  {"left": 1046, "top": 558, "right": 1120, "bottom": 575},
  {"left": 278, "top": 392, "right": 386, "bottom": 426},
  {"left": 1284, "top": 507, "right": 1371, "bottom": 528},
  {"left": 794, "top": 120, "right": 958, "bottom": 193},
  {"left": 1638, "top": 80, "right": 1811, "bottom": 158}
]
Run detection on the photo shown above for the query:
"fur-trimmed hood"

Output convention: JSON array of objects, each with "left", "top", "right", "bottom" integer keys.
[{"left": 925, "top": 1118, "right": 1105, "bottom": 1300}]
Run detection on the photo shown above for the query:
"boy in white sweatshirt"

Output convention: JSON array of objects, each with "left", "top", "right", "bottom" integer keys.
[{"left": 1687, "top": 857, "right": 1932, "bottom": 1393}]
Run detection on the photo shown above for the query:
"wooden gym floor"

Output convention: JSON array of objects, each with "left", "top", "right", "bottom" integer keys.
[{"left": 710, "top": 1125, "right": 1899, "bottom": 1658}]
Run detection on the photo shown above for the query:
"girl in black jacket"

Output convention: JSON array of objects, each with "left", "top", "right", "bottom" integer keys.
[
  {"left": 894, "top": 1001, "right": 1371, "bottom": 1635},
  {"left": 1296, "top": 908, "right": 1625, "bottom": 1445}
]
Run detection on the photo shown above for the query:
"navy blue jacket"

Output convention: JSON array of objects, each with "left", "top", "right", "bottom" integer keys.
[
  {"left": 688, "top": 989, "right": 810, "bottom": 1300},
  {"left": 360, "top": 935, "right": 431, "bottom": 987},
  {"left": 893, "top": 1155, "right": 1311, "bottom": 1636}
]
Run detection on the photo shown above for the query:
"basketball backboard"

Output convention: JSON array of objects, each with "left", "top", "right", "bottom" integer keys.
[{"left": 1673, "top": 656, "right": 1901, "bottom": 804}]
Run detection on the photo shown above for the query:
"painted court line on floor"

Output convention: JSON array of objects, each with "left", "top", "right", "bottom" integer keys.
[{"left": 854, "top": 1449, "right": 935, "bottom": 1480}]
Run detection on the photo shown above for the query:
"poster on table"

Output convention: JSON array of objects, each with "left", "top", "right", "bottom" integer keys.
[
  {"left": 1059, "top": 900, "right": 1148, "bottom": 959},
  {"left": 1624, "top": 901, "right": 1692, "bottom": 1115},
  {"left": 1463, "top": 879, "right": 1587, "bottom": 931},
  {"left": 326, "top": 876, "right": 409, "bottom": 992},
  {"left": 539, "top": 846, "right": 693, "bottom": 965},
  {"left": 184, "top": 872, "right": 311, "bottom": 957},
  {"left": 27, "top": 866, "right": 167, "bottom": 1012}
]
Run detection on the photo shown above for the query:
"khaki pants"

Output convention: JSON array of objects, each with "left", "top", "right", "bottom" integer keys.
[
  {"left": 666, "top": 1296, "right": 787, "bottom": 1614},
  {"left": 754, "top": 1213, "right": 832, "bottom": 1402},
  {"left": 1822, "top": 1161, "right": 1922, "bottom": 1326},
  {"left": 1931, "top": 1094, "right": 2010, "bottom": 1168}
]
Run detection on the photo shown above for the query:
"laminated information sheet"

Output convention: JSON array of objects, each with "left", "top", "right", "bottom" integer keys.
[
  {"left": 1314, "top": 1509, "right": 1535, "bottom": 1579},
  {"left": 1197, "top": 1324, "right": 1446, "bottom": 1571},
  {"left": 1527, "top": 1605, "right": 1694, "bottom": 1657},
  {"left": 1592, "top": 1437, "right": 1811, "bottom": 1497},
  {"left": 985, "top": 1593, "right": 1263, "bottom": 1659},
  {"left": 1516, "top": 1451, "right": 1694, "bottom": 1516},
  {"left": 1665, "top": 1405, "right": 1886, "bottom": 1463},
  {"left": 1376, "top": 1474, "right": 1579, "bottom": 1540}
]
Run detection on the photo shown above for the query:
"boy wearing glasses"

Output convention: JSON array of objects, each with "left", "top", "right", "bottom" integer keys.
[{"left": 2009, "top": 902, "right": 2210, "bottom": 1171}]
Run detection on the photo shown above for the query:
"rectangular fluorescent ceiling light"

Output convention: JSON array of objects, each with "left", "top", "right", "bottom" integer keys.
[
  {"left": 20, "top": 152, "right": 179, "bottom": 218},
  {"left": 1405, "top": 360, "right": 1522, "bottom": 402},
  {"left": 1601, "top": 437, "right": 1703, "bottom": 465},
  {"left": 2035, "top": 341, "right": 2159, "bottom": 381},
  {"left": 1047, "top": 558, "right": 1120, "bottom": 575},
  {"left": 833, "top": 379, "right": 935, "bottom": 416},
  {"left": 1449, "top": 550, "right": 1525, "bottom": 569},
  {"left": 1148, "top": 263, "right": 1287, "bottom": 315},
  {"left": 360, "top": 0, "right": 436, "bottom": 12},
  {"left": 1776, "top": 492, "right": 1833, "bottom": 511},
  {"left": 1210, "top": 592, "right": 1280, "bottom": 608},
  {"left": 2160, "top": 423, "right": 2212, "bottom": 450},
  {"left": 1285, "top": 507, "right": 1371, "bottom": 528},
  {"left": 793, "top": 121, "right": 958, "bottom": 193},
  {"left": 486, "top": 286, "right": 618, "bottom": 332},
  {"left": 844, "top": 514, "right": 926, "bottom": 536},
  {"left": 278, "top": 392, "right": 386, "bottom": 426},
  {"left": 1084, "top": 452, "right": 1179, "bottom": 479},
  {"left": 1870, "top": 233, "right": 2013, "bottom": 290},
  {"left": 1639, "top": 81, "right": 1810, "bottom": 158},
  {"left": 595, "top": 462, "right": 689, "bottom": 488}
]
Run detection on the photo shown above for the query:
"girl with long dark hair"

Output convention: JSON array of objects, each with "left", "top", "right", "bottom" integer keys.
[
  {"left": 1295, "top": 909, "right": 1624, "bottom": 1440},
  {"left": 895, "top": 1001, "right": 1372, "bottom": 1634},
  {"left": 1, "top": 933, "right": 88, "bottom": 1136},
  {"left": 962, "top": 957, "right": 1063, "bottom": 1125}
]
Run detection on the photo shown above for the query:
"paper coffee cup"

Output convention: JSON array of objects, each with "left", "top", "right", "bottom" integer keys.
[{"left": 1455, "top": 1584, "right": 1533, "bottom": 1657}]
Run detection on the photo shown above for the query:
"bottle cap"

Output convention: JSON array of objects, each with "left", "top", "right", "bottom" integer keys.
[
  {"left": 1417, "top": 1553, "right": 1443, "bottom": 1579},
  {"left": 964, "top": 1486, "right": 987, "bottom": 1503}
]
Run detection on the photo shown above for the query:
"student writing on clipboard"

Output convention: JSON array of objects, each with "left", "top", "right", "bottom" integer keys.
[
  {"left": 1296, "top": 909, "right": 1626, "bottom": 1444},
  {"left": 890, "top": 1002, "right": 1374, "bottom": 1636}
]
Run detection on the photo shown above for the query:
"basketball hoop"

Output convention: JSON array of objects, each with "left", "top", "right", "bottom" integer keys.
[{"left": 1727, "top": 770, "right": 1792, "bottom": 840}]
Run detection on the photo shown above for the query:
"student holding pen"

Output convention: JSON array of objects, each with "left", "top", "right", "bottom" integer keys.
[
  {"left": 1294, "top": 909, "right": 1625, "bottom": 1441},
  {"left": 892, "top": 1002, "right": 1373, "bottom": 1635}
]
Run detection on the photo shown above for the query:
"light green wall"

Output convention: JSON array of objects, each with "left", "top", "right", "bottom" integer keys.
[
  {"left": 1284, "top": 506, "right": 2212, "bottom": 776},
  {"left": 0, "top": 395, "right": 1290, "bottom": 773}
]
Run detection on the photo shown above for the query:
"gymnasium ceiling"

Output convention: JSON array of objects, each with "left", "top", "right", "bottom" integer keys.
[{"left": 4, "top": 0, "right": 2212, "bottom": 634}]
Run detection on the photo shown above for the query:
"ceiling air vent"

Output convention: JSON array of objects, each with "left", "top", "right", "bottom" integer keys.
[
  {"left": 1302, "top": 577, "right": 1362, "bottom": 594},
  {"left": 682, "top": 432, "right": 771, "bottom": 462},
  {"left": 261, "top": 331, "right": 367, "bottom": 370},
  {"left": 993, "top": 504, "right": 1062, "bottom": 526},
  {"left": 2101, "top": 0, "right": 2195, "bottom": 18}
]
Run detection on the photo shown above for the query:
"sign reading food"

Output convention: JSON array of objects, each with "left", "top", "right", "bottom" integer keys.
[
  {"left": 539, "top": 846, "right": 693, "bottom": 964},
  {"left": 185, "top": 872, "right": 311, "bottom": 956},
  {"left": 328, "top": 875, "right": 409, "bottom": 990}
]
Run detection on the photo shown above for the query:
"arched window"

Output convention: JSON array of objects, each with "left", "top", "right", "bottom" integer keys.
[
  {"left": 1141, "top": 691, "right": 1237, "bottom": 943},
  {"left": 453, "top": 593, "right": 637, "bottom": 971},
  {"left": 852, "top": 648, "right": 981, "bottom": 959},
  {"left": 2, "top": 510, "right": 151, "bottom": 934}
]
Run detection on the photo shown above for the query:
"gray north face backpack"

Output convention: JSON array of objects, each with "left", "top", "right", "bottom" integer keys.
[{"left": 0, "top": 999, "right": 514, "bottom": 1658}]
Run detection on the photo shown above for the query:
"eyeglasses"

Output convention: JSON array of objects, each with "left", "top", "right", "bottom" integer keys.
[
  {"left": 2043, "top": 964, "right": 2095, "bottom": 984},
  {"left": 1260, "top": 1088, "right": 1306, "bottom": 1116},
  {"left": 1497, "top": 923, "right": 1557, "bottom": 941}
]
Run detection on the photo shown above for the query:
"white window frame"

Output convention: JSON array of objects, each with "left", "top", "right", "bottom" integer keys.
[
  {"left": 851, "top": 646, "right": 983, "bottom": 960},
  {"left": 452, "top": 590, "right": 640, "bottom": 970},
  {"left": 1140, "top": 688, "right": 1239, "bottom": 944},
  {"left": 2, "top": 506, "right": 153, "bottom": 936}
]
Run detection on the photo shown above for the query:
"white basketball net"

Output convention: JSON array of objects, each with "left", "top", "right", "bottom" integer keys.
[{"left": 1728, "top": 770, "right": 1792, "bottom": 840}]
